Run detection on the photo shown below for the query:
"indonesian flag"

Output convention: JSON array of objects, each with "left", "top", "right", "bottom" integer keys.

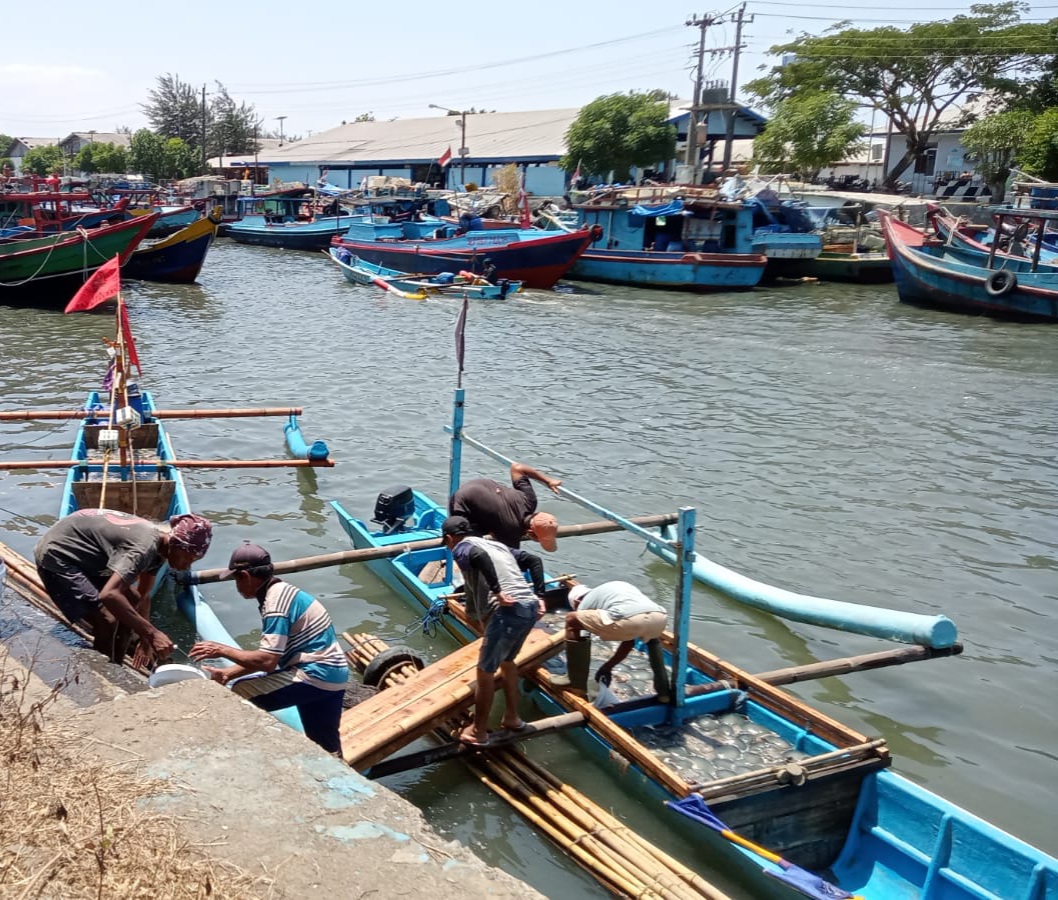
[
  {"left": 518, "top": 168, "right": 532, "bottom": 229},
  {"left": 120, "top": 303, "right": 142, "bottom": 374},
  {"left": 438, "top": 146, "right": 453, "bottom": 168},
  {"left": 65, "top": 255, "right": 121, "bottom": 313}
]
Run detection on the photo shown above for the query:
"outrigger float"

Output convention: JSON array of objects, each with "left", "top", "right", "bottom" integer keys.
[
  {"left": 298, "top": 387, "right": 1055, "bottom": 900},
  {"left": 0, "top": 284, "right": 333, "bottom": 730}
]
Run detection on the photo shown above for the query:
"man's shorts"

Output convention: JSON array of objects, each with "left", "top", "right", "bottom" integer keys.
[
  {"left": 576, "top": 609, "right": 667, "bottom": 643},
  {"left": 36, "top": 564, "right": 106, "bottom": 624},
  {"left": 478, "top": 604, "right": 537, "bottom": 673}
]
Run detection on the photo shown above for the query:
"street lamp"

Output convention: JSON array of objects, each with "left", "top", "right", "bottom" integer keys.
[
  {"left": 276, "top": 115, "right": 287, "bottom": 146},
  {"left": 429, "top": 103, "right": 468, "bottom": 184}
]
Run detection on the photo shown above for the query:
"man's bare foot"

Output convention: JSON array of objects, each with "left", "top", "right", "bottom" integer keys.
[
  {"left": 500, "top": 717, "right": 528, "bottom": 732},
  {"left": 457, "top": 725, "right": 489, "bottom": 746}
]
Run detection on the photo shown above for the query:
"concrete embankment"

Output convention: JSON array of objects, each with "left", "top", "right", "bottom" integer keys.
[{"left": 0, "top": 589, "right": 541, "bottom": 899}]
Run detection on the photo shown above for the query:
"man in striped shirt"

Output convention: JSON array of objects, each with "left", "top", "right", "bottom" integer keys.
[{"left": 190, "top": 542, "right": 349, "bottom": 754}]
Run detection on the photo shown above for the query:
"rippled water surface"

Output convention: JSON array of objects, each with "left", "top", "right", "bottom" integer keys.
[{"left": 2, "top": 240, "right": 1056, "bottom": 897}]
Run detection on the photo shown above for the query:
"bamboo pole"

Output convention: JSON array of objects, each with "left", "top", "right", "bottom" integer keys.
[
  {"left": 0, "top": 407, "right": 304, "bottom": 421},
  {"left": 192, "top": 513, "right": 679, "bottom": 584},
  {"left": 0, "top": 458, "right": 334, "bottom": 470}
]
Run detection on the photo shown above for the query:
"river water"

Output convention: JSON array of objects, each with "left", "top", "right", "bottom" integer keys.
[{"left": 1, "top": 241, "right": 1055, "bottom": 898}]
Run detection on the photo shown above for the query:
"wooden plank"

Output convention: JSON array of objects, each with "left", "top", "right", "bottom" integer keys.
[{"left": 341, "top": 627, "right": 565, "bottom": 771}]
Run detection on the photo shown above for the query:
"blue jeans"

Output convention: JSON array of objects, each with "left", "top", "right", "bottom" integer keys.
[
  {"left": 248, "top": 681, "right": 345, "bottom": 754},
  {"left": 478, "top": 604, "right": 536, "bottom": 672}
]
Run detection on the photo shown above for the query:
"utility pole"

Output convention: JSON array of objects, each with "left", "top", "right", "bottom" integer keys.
[
  {"left": 201, "top": 84, "right": 207, "bottom": 173},
  {"left": 276, "top": 115, "right": 287, "bottom": 146},
  {"left": 684, "top": 14, "right": 713, "bottom": 180},
  {"left": 722, "top": 3, "right": 754, "bottom": 170}
]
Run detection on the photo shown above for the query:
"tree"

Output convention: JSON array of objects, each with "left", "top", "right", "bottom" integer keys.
[
  {"left": 20, "top": 145, "right": 64, "bottom": 176},
  {"left": 92, "top": 142, "right": 129, "bottom": 174},
  {"left": 561, "top": 90, "right": 676, "bottom": 183},
  {"left": 353, "top": 112, "right": 375, "bottom": 122},
  {"left": 1019, "top": 107, "right": 1058, "bottom": 180},
  {"left": 961, "top": 109, "right": 1033, "bottom": 200},
  {"left": 746, "top": 3, "right": 1057, "bottom": 189},
  {"left": 208, "top": 82, "right": 258, "bottom": 158},
  {"left": 752, "top": 92, "right": 866, "bottom": 181},
  {"left": 142, "top": 73, "right": 203, "bottom": 149},
  {"left": 128, "top": 130, "right": 194, "bottom": 180}
]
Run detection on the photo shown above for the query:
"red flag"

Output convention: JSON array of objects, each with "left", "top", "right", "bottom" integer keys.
[
  {"left": 438, "top": 146, "right": 452, "bottom": 168},
  {"left": 454, "top": 294, "right": 469, "bottom": 387},
  {"left": 120, "top": 304, "right": 142, "bottom": 375},
  {"left": 65, "top": 255, "right": 121, "bottom": 313}
]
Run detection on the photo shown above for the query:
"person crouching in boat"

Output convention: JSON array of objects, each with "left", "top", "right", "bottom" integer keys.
[
  {"left": 442, "top": 515, "right": 545, "bottom": 746},
  {"left": 34, "top": 509, "right": 213, "bottom": 664},
  {"left": 559, "top": 581, "right": 671, "bottom": 703},
  {"left": 189, "top": 542, "right": 349, "bottom": 755}
]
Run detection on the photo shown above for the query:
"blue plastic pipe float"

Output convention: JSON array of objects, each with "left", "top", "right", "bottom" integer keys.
[{"left": 284, "top": 414, "right": 331, "bottom": 461}]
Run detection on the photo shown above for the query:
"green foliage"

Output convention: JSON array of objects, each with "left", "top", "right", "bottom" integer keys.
[
  {"left": 745, "top": 3, "right": 1057, "bottom": 188},
  {"left": 961, "top": 109, "right": 1034, "bottom": 199},
  {"left": 20, "top": 145, "right": 64, "bottom": 176},
  {"left": 752, "top": 92, "right": 866, "bottom": 180},
  {"left": 0, "top": 133, "right": 13, "bottom": 157},
  {"left": 353, "top": 112, "right": 375, "bottom": 122},
  {"left": 142, "top": 73, "right": 203, "bottom": 149},
  {"left": 72, "top": 142, "right": 128, "bottom": 176},
  {"left": 560, "top": 90, "right": 676, "bottom": 182},
  {"left": 208, "top": 82, "right": 258, "bottom": 158},
  {"left": 127, "top": 129, "right": 196, "bottom": 180},
  {"left": 1019, "top": 107, "right": 1058, "bottom": 180}
]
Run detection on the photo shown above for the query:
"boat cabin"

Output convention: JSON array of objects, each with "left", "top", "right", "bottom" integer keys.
[{"left": 234, "top": 193, "right": 344, "bottom": 225}]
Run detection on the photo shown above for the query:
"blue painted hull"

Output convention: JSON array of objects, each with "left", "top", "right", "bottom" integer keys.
[
  {"left": 227, "top": 214, "right": 358, "bottom": 251},
  {"left": 882, "top": 213, "right": 1058, "bottom": 321},
  {"left": 124, "top": 215, "right": 217, "bottom": 284},
  {"left": 330, "top": 488, "right": 1057, "bottom": 899},
  {"left": 146, "top": 206, "right": 201, "bottom": 238},
  {"left": 568, "top": 249, "right": 767, "bottom": 291}
]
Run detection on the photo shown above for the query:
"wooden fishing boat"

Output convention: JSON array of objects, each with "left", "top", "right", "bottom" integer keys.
[
  {"left": 927, "top": 205, "right": 1058, "bottom": 268},
  {"left": 226, "top": 194, "right": 357, "bottom": 251},
  {"left": 879, "top": 209, "right": 1058, "bottom": 321},
  {"left": 0, "top": 214, "right": 158, "bottom": 307},
  {"left": 331, "top": 216, "right": 594, "bottom": 290},
  {"left": 324, "top": 389, "right": 1057, "bottom": 900},
  {"left": 123, "top": 208, "right": 221, "bottom": 284},
  {"left": 326, "top": 248, "right": 522, "bottom": 299},
  {"left": 555, "top": 186, "right": 768, "bottom": 291}
]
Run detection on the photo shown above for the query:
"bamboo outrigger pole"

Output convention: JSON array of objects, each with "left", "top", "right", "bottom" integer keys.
[{"left": 0, "top": 407, "right": 305, "bottom": 421}]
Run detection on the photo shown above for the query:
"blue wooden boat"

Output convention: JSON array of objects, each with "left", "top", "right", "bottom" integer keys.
[
  {"left": 880, "top": 209, "right": 1058, "bottom": 321},
  {"left": 561, "top": 186, "right": 768, "bottom": 290},
  {"left": 326, "top": 247, "right": 522, "bottom": 299},
  {"left": 123, "top": 209, "right": 220, "bottom": 284},
  {"left": 327, "top": 388, "right": 1057, "bottom": 900},
  {"left": 332, "top": 215, "right": 593, "bottom": 290},
  {"left": 928, "top": 206, "right": 1058, "bottom": 268},
  {"left": 226, "top": 194, "right": 358, "bottom": 251}
]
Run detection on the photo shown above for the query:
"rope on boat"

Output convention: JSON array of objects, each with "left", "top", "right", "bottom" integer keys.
[
  {"left": 0, "top": 229, "right": 65, "bottom": 287},
  {"left": 404, "top": 596, "right": 450, "bottom": 639}
]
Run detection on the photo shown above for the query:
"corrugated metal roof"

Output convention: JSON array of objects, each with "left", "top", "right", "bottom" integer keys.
[
  {"left": 262, "top": 108, "right": 581, "bottom": 164},
  {"left": 10, "top": 137, "right": 60, "bottom": 151},
  {"left": 63, "top": 132, "right": 132, "bottom": 147}
]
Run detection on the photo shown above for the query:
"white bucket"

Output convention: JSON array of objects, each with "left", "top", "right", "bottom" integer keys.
[{"left": 148, "top": 664, "right": 208, "bottom": 689}]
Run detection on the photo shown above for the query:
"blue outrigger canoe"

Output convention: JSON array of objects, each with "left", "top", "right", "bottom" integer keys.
[
  {"left": 326, "top": 247, "right": 522, "bottom": 299},
  {"left": 328, "top": 387, "right": 1058, "bottom": 900}
]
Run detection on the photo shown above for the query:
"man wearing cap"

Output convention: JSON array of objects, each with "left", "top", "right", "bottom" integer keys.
[
  {"left": 189, "top": 543, "right": 349, "bottom": 755},
  {"left": 564, "top": 581, "right": 671, "bottom": 702},
  {"left": 442, "top": 516, "right": 545, "bottom": 746},
  {"left": 449, "top": 461, "right": 562, "bottom": 553},
  {"left": 34, "top": 509, "right": 213, "bottom": 664}
]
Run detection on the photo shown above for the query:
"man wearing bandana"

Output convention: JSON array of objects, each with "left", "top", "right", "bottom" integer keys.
[{"left": 35, "top": 509, "right": 213, "bottom": 664}]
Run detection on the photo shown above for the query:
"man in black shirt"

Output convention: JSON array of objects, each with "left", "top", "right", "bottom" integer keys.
[{"left": 449, "top": 461, "right": 562, "bottom": 552}]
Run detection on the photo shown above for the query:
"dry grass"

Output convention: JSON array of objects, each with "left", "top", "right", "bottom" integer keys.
[
  {"left": 490, "top": 164, "right": 520, "bottom": 215},
  {"left": 0, "top": 658, "right": 271, "bottom": 900}
]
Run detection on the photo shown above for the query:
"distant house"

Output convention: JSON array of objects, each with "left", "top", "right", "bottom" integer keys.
[
  {"left": 59, "top": 132, "right": 132, "bottom": 156},
  {"left": 4, "top": 137, "right": 60, "bottom": 173},
  {"left": 225, "top": 101, "right": 767, "bottom": 195}
]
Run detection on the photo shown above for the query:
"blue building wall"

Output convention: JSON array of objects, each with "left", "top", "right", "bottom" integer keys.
[{"left": 263, "top": 161, "right": 565, "bottom": 195}]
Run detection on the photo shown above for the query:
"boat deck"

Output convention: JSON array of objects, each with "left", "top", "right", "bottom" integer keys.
[{"left": 339, "top": 626, "right": 565, "bottom": 771}]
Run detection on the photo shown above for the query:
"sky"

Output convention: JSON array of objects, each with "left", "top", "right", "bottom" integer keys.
[{"left": 2, "top": 0, "right": 1055, "bottom": 141}]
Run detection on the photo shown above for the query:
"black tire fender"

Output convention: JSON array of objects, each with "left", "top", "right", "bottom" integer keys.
[
  {"left": 985, "top": 269, "right": 1017, "bottom": 297},
  {"left": 362, "top": 646, "right": 426, "bottom": 688}
]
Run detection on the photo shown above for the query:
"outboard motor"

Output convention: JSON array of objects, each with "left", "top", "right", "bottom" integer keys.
[{"left": 372, "top": 485, "right": 416, "bottom": 534}]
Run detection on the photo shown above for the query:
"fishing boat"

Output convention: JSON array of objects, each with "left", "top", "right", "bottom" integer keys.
[
  {"left": 326, "top": 248, "right": 522, "bottom": 299},
  {"left": 0, "top": 214, "right": 158, "bottom": 307},
  {"left": 927, "top": 205, "right": 1058, "bottom": 268},
  {"left": 554, "top": 185, "right": 768, "bottom": 291},
  {"left": 225, "top": 193, "right": 358, "bottom": 251},
  {"left": 0, "top": 183, "right": 131, "bottom": 232},
  {"left": 123, "top": 208, "right": 221, "bottom": 284},
  {"left": 325, "top": 387, "right": 1057, "bottom": 900},
  {"left": 879, "top": 209, "right": 1058, "bottom": 321},
  {"left": 331, "top": 215, "right": 594, "bottom": 290},
  {"left": 0, "top": 278, "right": 335, "bottom": 728}
]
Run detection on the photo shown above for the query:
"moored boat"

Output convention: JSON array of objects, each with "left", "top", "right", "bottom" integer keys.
[
  {"left": 226, "top": 194, "right": 357, "bottom": 251},
  {"left": 0, "top": 214, "right": 158, "bottom": 307},
  {"left": 879, "top": 208, "right": 1058, "bottom": 321},
  {"left": 123, "top": 209, "right": 221, "bottom": 284},
  {"left": 326, "top": 248, "right": 522, "bottom": 299}
]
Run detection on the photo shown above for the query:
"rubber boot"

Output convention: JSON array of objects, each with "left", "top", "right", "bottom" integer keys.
[
  {"left": 647, "top": 639, "right": 671, "bottom": 704},
  {"left": 552, "top": 636, "right": 592, "bottom": 697}
]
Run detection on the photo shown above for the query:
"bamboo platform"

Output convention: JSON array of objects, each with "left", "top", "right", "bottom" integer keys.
[{"left": 339, "top": 626, "right": 566, "bottom": 771}]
